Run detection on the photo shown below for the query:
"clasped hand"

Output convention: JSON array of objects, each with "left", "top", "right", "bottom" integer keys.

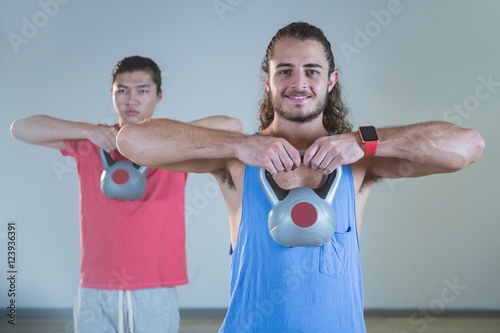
[
  {"left": 85, "top": 124, "right": 119, "bottom": 153},
  {"left": 237, "top": 133, "right": 364, "bottom": 175}
]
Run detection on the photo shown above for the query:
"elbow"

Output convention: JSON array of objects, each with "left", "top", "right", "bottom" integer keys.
[
  {"left": 227, "top": 117, "right": 244, "bottom": 133},
  {"left": 116, "top": 125, "right": 159, "bottom": 167},
  {"left": 452, "top": 129, "right": 485, "bottom": 171},
  {"left": 441, "top": 129, "right": 485, "bottom": 173},
  {"left": 10, "top": 120, "right": 20, "bottom": 140},
  {"left": 116, "top": 124, "right": 140, "bottom": 161},
  {"left": 10, "top": 119, "right": 25, "bottom": 141},
  {"left": 467, "top": 129, "right": 485, "bottom": 165}
]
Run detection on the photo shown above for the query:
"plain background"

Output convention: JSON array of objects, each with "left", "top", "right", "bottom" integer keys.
[{"left": 1, "top": 0, "right": 498, "bottom": 314}]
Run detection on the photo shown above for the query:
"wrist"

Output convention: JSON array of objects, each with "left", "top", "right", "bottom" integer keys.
[
  {"left": 225, "top": 131, "right": 250, "bottom": 160},
  {"left": 81, "top": 123, "right": 99, "bottom": 140}
]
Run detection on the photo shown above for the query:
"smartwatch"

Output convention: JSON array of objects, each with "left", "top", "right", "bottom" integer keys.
[{"left": 358, "top": 126, "right": 379, "bottom": 156}]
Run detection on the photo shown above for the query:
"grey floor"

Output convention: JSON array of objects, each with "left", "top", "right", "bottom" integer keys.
[{"left": 1, "top": 316, "right": 499, "bottom": 333}]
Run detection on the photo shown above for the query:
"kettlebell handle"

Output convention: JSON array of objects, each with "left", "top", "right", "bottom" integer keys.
[
  {"left": 99, "top": 148, "right": 148, "bottom": 174},
  {"left": 318, "top": 166, "right": 342, "bottom": 204},
  {"left": 258, "top": 165, "right": 342, "bottom": 205},
  {"left": 99, "top": 148, "right": 114, "bottom": 169}
]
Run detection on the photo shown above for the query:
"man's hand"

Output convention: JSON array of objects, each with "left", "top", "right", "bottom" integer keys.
[
  {"left": 235, "top": 135, "right": 302, "bottom": 175},
  {"left": 303, "top": 133, "right": 364, "bottom": 175},
  {"left": 84, "top": 124, "right": 118, "bottom": 153}
]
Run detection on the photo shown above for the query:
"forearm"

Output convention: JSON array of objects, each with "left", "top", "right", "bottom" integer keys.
[
  {"left": 116, "top": 118, "right": 246, "bottom": 167},
  {"left": 375, "top": 121, "right": 485, "bottom": 172},
  {"left": 10, "top": 115, "right": 95, "bottom": 146}
]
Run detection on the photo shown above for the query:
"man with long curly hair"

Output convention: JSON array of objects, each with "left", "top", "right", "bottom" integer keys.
[{"left": 116, "top": 22, "right": 484, "bottom": 332}]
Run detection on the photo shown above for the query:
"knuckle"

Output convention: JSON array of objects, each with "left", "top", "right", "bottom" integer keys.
[
  {"left": 309, "top": 157, "right": 320, "bottom": 168},
  {"left": 325, "top": 141, "right": 337, "bottom": 152},
  {"left": 270, "top": 141, "right": 282, "bottom": 152}
]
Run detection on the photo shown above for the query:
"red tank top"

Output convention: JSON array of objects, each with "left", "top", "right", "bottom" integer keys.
[{"left": 62, "top": 137, "right": 188, "bottom": 289}]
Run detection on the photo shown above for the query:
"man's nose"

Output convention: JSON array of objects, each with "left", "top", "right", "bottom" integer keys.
[
  {"left": 126, "top": 91, "right": 139, "bottom": 106},
  {"left": 290, "top": 71, "right": 308, "bottom": 90}
]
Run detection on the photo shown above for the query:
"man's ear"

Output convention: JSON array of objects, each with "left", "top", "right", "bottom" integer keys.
[
  {"left": 265, "top": 75, "right": 270, "bottom": 92},
  {"left": 328, "top": 71, "right": 339, "bottom": 92},
  {"left": 156, "top": 91, "right": 163, "bottom": 103}
]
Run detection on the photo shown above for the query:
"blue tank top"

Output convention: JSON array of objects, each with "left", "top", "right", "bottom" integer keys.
[{"left": 219, "top": 164, "right": 366, "bottom": 333}]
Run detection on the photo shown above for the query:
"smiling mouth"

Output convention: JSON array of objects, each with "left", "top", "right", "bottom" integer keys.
[{"left": 286, "top": 95, "right": 311, "bottom": 103}]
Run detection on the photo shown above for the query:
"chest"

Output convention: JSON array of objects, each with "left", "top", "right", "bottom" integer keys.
[{"left": 272, "top": 166, "right": 326, "bottom": 189}]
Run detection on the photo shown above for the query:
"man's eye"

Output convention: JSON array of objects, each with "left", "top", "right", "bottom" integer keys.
[
  {"left": 307, "top": 70, "right": 319, "bottom": 75},
  {"left": 279, "top": 70, "right": 290, "bottom": 75}
]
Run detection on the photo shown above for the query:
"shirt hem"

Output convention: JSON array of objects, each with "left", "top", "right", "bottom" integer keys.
[{"left": 80, "top": 279, "right": 189, "bottom": 290}]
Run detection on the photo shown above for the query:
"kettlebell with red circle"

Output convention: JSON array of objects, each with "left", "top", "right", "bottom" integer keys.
[
  {"left": 99, "top": 148, "right": 148, "bottom": 200},
  {"left": 258, "top": 166, "right": 342, "bottom": 247}
]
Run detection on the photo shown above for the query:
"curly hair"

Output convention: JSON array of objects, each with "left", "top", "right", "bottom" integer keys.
[{"left": 259, "top": 22, "right": 352, "bottom": 134}]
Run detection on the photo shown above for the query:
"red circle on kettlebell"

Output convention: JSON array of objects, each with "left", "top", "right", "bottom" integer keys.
[
  {"left": 291, "top": 202, "right": 317, "bottom": 228},
  {"left": 112, "top": 169, "right": 129, "bottom": 185}
]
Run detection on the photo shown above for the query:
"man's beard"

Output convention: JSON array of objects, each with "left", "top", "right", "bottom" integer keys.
[{"left": 272, "top": 92, "right": 327, "bottom": 124}]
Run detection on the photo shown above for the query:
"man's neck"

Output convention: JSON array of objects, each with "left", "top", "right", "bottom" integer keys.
[{"left": 260, "top": 116, "right": 329, "bottom": 149}]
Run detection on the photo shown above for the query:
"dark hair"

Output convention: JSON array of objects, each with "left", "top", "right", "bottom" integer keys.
[
  {"left": 111, "top": 55, "right": 162, "bottom": 94},
  {"left": 259, "top": 22, "right": 352, "bottom": 134}
]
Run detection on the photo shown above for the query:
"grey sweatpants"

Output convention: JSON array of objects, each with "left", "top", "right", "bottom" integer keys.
[{"left": 74, "top": 287, "right": 180, "bottom": 333}]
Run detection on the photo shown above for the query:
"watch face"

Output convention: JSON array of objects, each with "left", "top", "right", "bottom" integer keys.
[{"left": 360, "top": 126, "right": 379, "bottom": 141}]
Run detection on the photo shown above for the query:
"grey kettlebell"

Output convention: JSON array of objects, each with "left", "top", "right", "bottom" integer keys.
[
  {"left": 259, "top": 166, "right": 342, "bottom": 247},
  {"left": 99, "top": 148, "right": 148, "bottom": 201}
]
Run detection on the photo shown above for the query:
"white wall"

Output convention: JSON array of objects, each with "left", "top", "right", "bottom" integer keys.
[{"left": 1, "top": 0, "right": 498, "bottom": 313}]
